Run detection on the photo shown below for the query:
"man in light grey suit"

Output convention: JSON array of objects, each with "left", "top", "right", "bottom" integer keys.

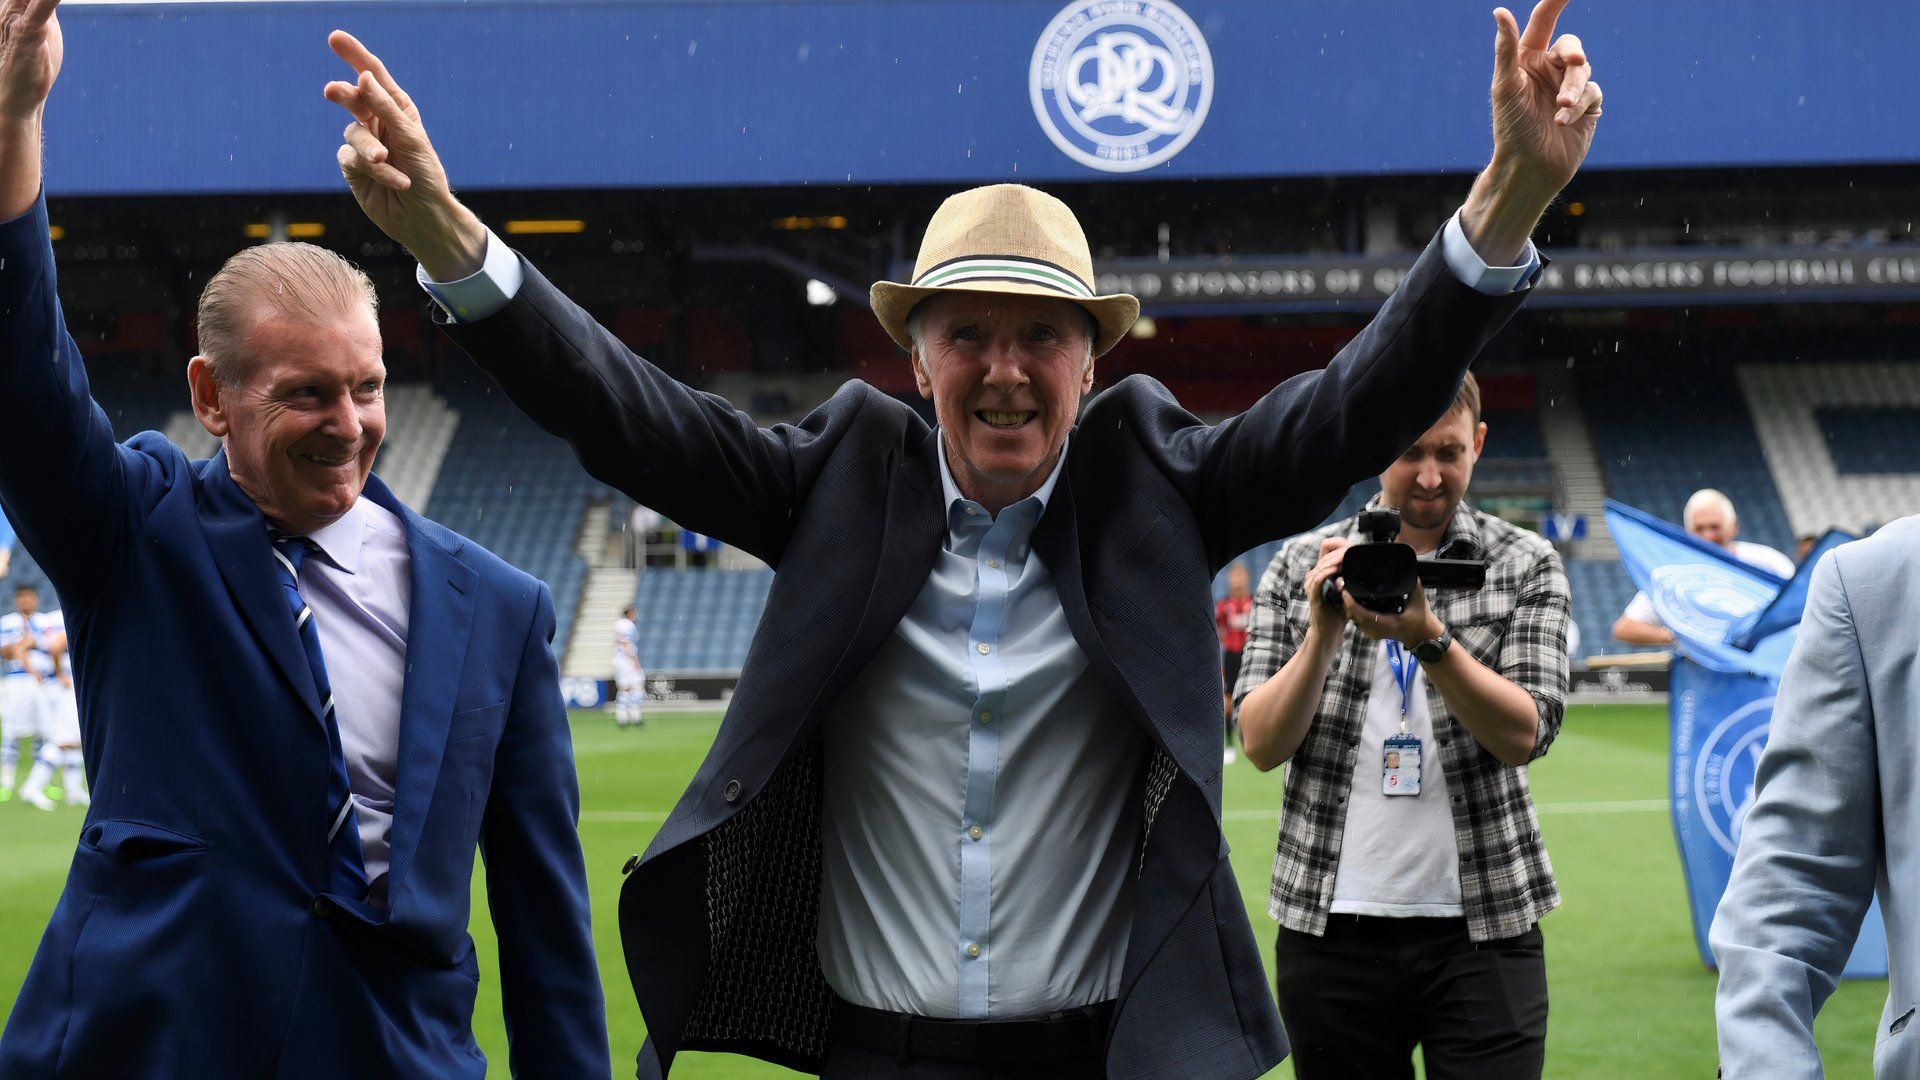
[{"left": 1712, "top": 515, "right": 1920, "bottom": 1079}]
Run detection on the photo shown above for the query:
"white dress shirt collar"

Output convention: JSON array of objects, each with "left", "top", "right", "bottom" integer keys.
[
  {"left": 935, "top": 432, "right": 1070, "bottom": 526},
  {"left": 300, "top": 499, "right": 368, "bottom": 575}
]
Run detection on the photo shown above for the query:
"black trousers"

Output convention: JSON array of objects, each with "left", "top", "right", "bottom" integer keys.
[{"left": 1274, "top": 915, "right": 1547, "bottom": 1080}]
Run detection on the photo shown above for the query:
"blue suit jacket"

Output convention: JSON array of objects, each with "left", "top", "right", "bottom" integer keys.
[
  {"left": 1712, "top": 515, "right": 1920, "bottom": 1080},
  {"left": 439, "top": 225, "right": 1529, "bottom": 1079},
  {"left": 0, "top": 195, "right": 609, "bottom": 1078}
]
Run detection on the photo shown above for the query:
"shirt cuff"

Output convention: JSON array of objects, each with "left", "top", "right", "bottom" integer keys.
[
  {"left": 415, "top": 227, "right": 523, "bottom": 323},
  {"left": 1441, "top": 208, "right": 1540, "bottom": 295}
]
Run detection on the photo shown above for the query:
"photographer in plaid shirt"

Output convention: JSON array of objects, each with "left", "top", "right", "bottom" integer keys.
[{"left": 1232, "top": 372, "right": 1571, "bottom": 1080}]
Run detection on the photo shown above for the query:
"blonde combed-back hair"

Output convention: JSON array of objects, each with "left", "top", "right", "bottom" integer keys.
[{"left": 196, "top": 242, "right": 379, "bottom": 385}]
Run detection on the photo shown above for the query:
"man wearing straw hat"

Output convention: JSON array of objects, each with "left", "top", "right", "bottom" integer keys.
[{"left": 325, "top": 1, "right": 1603, "bottom": 1073}]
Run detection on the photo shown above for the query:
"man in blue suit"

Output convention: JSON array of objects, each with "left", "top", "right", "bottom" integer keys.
[
  {"left": 0, "top": 1, "right": 608, "bottom": 1074},
  {"left": 1712, "top": 517, "right": 1920, "bottom": 1079}
]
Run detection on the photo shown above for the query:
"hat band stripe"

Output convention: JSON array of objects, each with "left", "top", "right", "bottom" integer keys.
[{"left": 914, "top": 260, "right": 1093, "bottom": 299}]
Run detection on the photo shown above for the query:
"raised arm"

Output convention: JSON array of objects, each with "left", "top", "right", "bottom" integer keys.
[
  {"left": 0, "top": 0, "right": 163, "bottom": 603},
  {"left": 1150, "top": 1, "right": 1603, "bottom": 561},
  {"left": 322, "top": 33, "right": 822, "bottom": 562}
]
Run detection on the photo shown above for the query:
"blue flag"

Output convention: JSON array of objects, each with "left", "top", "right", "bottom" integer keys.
[
  {"left": 1726, "top": 528, "right": 1851, "bottom": 651},
  {"left": 1672, "top": 659, "right": 1888, "bottom": 978},
  {"left": 1608, "top": 501, "right": 1884, "bottom": 978},
  {"left": 1604, "top": 500, "right": 1791, "bottom": 677}
]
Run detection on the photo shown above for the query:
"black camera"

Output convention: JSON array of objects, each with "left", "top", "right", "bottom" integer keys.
[{"left": 1319, "top": 507, "right": 1487, "bottom": 614}]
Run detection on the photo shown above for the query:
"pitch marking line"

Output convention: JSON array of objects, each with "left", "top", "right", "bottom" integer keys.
[{"left": 580, "top": 798, "right": 1670, "bottom": 825}]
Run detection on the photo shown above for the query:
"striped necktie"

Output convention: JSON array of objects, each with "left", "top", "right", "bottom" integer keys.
[{"left": 269, "top": 535, "right": 369, "bottom": 899}]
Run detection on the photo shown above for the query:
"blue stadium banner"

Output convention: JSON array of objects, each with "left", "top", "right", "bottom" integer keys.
[
  {"left": 41, "top": 0, "right": 1920, "bottom": 196},
  {"left": 1611, "top": 501, "right": 1887, "bottom": 977},
  {"left": 1670, "top": 660, "right": 1888, "bottom": 978}
]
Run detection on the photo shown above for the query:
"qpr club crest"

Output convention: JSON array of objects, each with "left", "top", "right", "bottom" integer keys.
[
  {"left": 1029, "top": 0, "right": 1214, "bottom": 173},
  {"left": 1692, "top": 695, "right": 1772, "bottom": 856},
  {"left": 1646, "top": 562, "right": 1774, "bottom": 644}
]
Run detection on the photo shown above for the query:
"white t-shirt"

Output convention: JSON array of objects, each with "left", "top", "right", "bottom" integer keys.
[
  {"left": 1329, "top": 639, "right": 1465, "bottom": 918},
  {"left": 1622, "top": 540, "right": 1796, "bottom": 627}
]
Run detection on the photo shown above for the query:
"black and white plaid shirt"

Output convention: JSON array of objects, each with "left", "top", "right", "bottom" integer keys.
[{"left": 1233, "top": 498, "right": 1570, "bottom": 942}]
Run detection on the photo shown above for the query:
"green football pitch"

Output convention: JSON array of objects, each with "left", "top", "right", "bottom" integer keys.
[{"left": 0, "top": 704, "right": 1885, "bottom": 1077}]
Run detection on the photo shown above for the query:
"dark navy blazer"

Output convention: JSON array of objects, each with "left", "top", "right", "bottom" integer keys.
[
  {"left": 0, "top": 196, "right": 609, "bottom": 1078},
  {"left": 444, "top": 226, "right": 1528, "bottom": 1079}
]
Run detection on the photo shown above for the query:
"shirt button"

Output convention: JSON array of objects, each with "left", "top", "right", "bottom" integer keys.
[
  {"left": 966, "top": 943, "right": 982, "bottom": 958},
  {"left": 978, "top": 711, "right": 992, "bottom": 723},
  {"left": 976, "top": 642, "right": 991, "bottom": 655},
  {"left": 986, "top": 558, "right": 1000, "bottom": 569},
  {"left": 968, "top": 825, "right": 984, "bottom": 841},
  {"left": 965, "top": 506, "right": 978, "bottom": 516}
]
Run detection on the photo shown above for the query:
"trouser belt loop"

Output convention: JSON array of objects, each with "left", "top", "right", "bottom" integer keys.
[
  {"left": 1082, "top": 1004, "right": 1102, "bottom": 1058},
  {"left": 896, "top": 1012, "right": 913, "bottom": 1070}
]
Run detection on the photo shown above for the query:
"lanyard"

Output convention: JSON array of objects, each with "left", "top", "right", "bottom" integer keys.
[{"left": 1384, "top": 640, "right": 1418, "bottom": 731}]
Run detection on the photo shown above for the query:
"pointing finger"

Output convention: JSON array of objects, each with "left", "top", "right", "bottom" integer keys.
[
  {"left": 328, "top": 30, "right": 414, "bottom": 111},
  {"left": 1518, "top": 0, "right": 1569, "bottom": 52}
]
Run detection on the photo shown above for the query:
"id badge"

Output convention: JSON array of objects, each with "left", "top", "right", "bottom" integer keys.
[{"left": 1382, "top": 733, "right": 1422, "bottom": 796}]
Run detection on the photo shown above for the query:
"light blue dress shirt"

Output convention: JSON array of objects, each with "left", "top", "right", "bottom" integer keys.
[
  {"left": 813, "top": 440, "right": 1147, "bottom": 1018},
  {"left": 413, "top": 207, "right": 1540, "bottom": 1015},
  {"left": 293, "top": 497, "right": 413, "bottom": 891}
]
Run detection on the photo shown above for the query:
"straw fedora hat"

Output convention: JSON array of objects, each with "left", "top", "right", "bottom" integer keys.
[{"left": 870, "top": 184, "right": 1139, "bottom": 358}]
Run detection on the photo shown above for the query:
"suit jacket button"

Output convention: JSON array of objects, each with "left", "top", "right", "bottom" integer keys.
[
  {"left": 312, "top": 897, "right": 332, "bottom": 919},
  {"left": 723, "top": 780, "right": 742, "bottom": 803},
  {"left": 622, "top": 854, "right": 640, "bottom": 875}
]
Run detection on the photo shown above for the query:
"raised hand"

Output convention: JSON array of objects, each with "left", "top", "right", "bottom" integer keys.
[
  {"left": 0, "top": 0, "right": 61, "bottom": 218},
  {"left": 323, "top": 31, "right": 486, "bottom": 281},
  {"left": 1460, "top": 0, "right": 1603, "bottom": 264},
  {"left": 1491, "top": 0, "right": 1602, "bottom": 194}
]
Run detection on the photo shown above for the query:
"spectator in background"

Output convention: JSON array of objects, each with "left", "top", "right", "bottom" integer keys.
[
  {"left": 0, "top": 585, "right": 50, "bottom": 802},
  {"left": 1216, "top": 562, "right": 1252, "bottom": 764},
  {"left": 1612, "top": 488, "right": 1794, "bottom": 645},
  {"left": 14, "top": 604, "right": 85, "bottom": 810},
  {"left": 1234, "top": 374, "right": 1572, "bottom": 1079},
  {"left": 0, "top": 505, "right": 13, "bottom": 579}
]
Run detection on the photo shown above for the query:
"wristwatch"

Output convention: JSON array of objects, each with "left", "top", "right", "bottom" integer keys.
[{"left": 1411, "top": 627, "right": 1453, "bottom": 664}]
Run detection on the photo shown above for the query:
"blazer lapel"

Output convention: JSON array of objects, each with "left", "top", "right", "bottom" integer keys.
[
  {"left": 799, "top": 428, "right": 945, "bottom": 732},
  {"left": 1031, "top": 466, "right": 1157, "bottom": 742},
  {"left": 365, "top": 476, "right": 478, "bottom": 903},
  {"left": 199, "top": 450, "right": 324, "bottom": 721}
]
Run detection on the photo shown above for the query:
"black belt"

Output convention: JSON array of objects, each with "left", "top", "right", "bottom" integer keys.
[{"left": 829, "top": 998, "right": 1115, "bottom": 1063}]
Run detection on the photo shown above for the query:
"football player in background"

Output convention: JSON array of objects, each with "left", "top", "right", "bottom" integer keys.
[{"left": 612, "top": 605, "right": 645, "bottom": 728}]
